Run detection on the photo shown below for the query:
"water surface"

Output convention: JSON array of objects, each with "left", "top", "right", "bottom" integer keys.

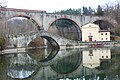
[{"left": 0, "top": 47, "right": 120, "bottom": 80}]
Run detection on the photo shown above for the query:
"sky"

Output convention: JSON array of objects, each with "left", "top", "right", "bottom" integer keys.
[{"left": 0, "top": 0, "right": 118, "bottom": 13}]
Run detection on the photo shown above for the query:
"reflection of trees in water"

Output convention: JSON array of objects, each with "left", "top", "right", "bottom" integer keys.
[
  {"left": 0, "top": 55, "right": 8, "bottom": 79},
  {"left": 95, "top": 49, "right": 120, "bottom": 78},
  {"left": 95, "top": 63, "right": 120, "bottom": 79},
  {"left": 113, "top": 64, "right": 120, "bottom": 76},
  {"left": 96, "top": 60, "right": 111, "bottom": 70},
  {"left": 50, "top": 52, "right": 81, "bottom": 74},
  {"left": 106, "top": 53, "right": 120, "bottom": 77},
  {"left": 49, "top": 19, "right": 80, "bottom": 40}
]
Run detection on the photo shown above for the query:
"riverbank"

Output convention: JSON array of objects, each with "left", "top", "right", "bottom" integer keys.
[
  {"left": 65, "top": 41, "right": 118, "bottom": 49},
  {"left": 0, "top": 48, "right": 26, "bottom": 54},
  {"left": 0, "top": 41, "right": 120, "bottom": 54}
]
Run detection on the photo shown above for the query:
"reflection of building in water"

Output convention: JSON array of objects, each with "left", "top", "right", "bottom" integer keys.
[{"left": 83, "top": 48, "right": 111, "bottom": 68}]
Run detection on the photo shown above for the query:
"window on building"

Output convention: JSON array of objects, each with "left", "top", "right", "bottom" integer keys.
[
  {"left": 89, "top": 33, "right": 91, "bottom": 35},
  {"left": 90, "top": 65, "right": 92, "bottom": 67},
  {"left": 89, "top": 50, "right": 93, "bottom": 56},
  {"left": 101, "top": 33, "right": 103, "bottom": 35},
  {"left": 105, "top": 33, "right": 107, "bottom": 35},
  {"left": 106, "top": 38, "right": 107, "bottom": 40},
  {"left": 101, "top": 38, "right": 103, "bottom": 40},
  {"left": 106, "top": 56, "right": 108, "bottom": 58},
  {"left": 102, "top": 56, "right": 104, "bottom": 58}
]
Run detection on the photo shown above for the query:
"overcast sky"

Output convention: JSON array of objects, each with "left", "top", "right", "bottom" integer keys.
[{"left": 0, "top": 0, "right": 117, "bottom": 12}]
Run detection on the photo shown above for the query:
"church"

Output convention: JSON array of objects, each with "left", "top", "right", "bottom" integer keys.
[{"left": 82, "top": 23, "right": 110, "bottom": 42}]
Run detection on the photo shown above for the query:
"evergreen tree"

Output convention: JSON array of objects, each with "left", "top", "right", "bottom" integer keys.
[
  {"left": 88, "top": 7, "right": 94, "bottom": 15},
  {"left": 96, "top": 5, "right": 104, "bottom": 16},
  {"left": 57, "top": 8, "right": 81, "bottom": 15},
  {"left": 82, "top": 6, "right": 90, "bottom": 15}
]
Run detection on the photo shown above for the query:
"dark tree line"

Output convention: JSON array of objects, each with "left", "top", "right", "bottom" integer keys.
[
  {"left": 55, "top": 5, "right": 104, "bottom": 16},
  {"left": 55, "top": 8, "right": 81, "bottom": 15}
]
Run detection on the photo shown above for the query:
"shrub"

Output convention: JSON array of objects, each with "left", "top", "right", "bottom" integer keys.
[{"left": 0, "top": 37, "right": 6, "bottom": 51}]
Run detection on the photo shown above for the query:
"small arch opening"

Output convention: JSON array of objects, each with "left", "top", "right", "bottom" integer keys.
[{"left": 93, "top": 20, "right": 114, "bottom": 30}]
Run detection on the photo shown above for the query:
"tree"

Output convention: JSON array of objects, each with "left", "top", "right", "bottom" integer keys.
[
  {"left": 0, "top": 37, "right": 6, "bottom": 50},
  {"left": 88, "top": 7, "right": 94, "bottom": 15},
  {"left": 95, "top": 5, "right": 104, "bottom": 16},
  {"left": 103, "top": 2, "right": 120, "bottom": 36},
  {"left": 55, "top": 8, "right": 81, "bottom": 15},
  {"left": 82, "top": 6, "right": 89, "bottom": 15}
]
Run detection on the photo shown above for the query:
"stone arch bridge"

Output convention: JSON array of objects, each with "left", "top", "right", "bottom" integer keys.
[
  {"left": 1, "top": 8, "right": 116, "bottom": 31},
  {"left": 0, "top": 8, "right": 117, "bottom": 48},
  {"left": 8, "top": 31, "right": 79, "bottom": 49}
]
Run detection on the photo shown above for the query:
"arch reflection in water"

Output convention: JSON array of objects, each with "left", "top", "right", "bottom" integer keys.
[
  {"left": 7, "top": 66, "right": 35, "bottom": 79},
  {"left": 0, "top": 48, "right": 120, "bottom": 80},
  {"left": 28, "top": 48, "right": 59, "bottom": 62},
  {"left": 6, "top": 53, "right": 38, "bottom": 79},
  {"left": 50, "top": 50, "right": 82, "bottom": 74}
]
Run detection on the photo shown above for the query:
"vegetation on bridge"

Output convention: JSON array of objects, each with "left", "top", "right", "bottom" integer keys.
[
  {"left": 0, "top": 36, "right": 6, "bottom": 51},
  {"left": 55, "top": 5, "right": 104, "bottom": 16}
]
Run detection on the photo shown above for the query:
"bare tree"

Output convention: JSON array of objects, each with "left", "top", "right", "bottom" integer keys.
[{"left": 103, "top": 2, "right": 120, "bottom": 36}]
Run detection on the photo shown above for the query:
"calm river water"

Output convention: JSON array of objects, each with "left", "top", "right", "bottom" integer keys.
[{"left": 0, "top": 47, "right": 120, "bottom": 80}]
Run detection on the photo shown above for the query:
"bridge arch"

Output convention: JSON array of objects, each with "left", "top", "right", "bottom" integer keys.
[
  {"left": 48, "top": 18, "right": 81, "bottom": 41},
  {"left": 40, "top": 36, "right": 60, "bottom": 49},
  {"left": 26, "top": 32, "right": 60, "bottom": 49},
  {"left": 7, "top": 14, "right": 43, "bottom": 31},
  {"left": 93, "top": 20, "right": 115, "bottom": 30}
]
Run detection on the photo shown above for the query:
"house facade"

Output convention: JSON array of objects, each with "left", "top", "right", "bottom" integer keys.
[{"left": 82, "top": 23, "right": 110, "bottom": 42}]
